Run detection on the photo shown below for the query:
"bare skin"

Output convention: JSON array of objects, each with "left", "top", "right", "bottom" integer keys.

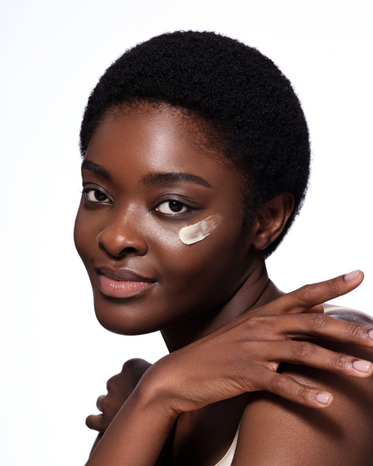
[{"left": 75, "top": 104, "right": 373, "bottom": 465}]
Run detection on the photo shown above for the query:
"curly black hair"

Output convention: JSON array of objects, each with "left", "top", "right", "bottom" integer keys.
[{"left": 80, "top": 31, "right": 310, "bottom": 256}]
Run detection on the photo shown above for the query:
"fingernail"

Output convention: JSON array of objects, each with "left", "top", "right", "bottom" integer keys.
[
  {"left": 316, "top": 393, "right": 331, "bottom": 405},
  {"left": 369, "top": 330, "right": 373, "bottom": 341},
  {"left": 352, "top": 360, "right": 372, "bottom": 373},
  {"left": 344, "top": 270, "right": 361, "bottom": 281}
]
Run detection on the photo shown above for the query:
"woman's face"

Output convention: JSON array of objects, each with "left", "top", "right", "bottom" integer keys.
[{"left": 74, "top": 105, "right": 258, "bottom": 336}]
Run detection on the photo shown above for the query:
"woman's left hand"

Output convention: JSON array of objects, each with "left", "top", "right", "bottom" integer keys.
[{"left": 86, "top": 358, "right": 152, "bottom": 433}]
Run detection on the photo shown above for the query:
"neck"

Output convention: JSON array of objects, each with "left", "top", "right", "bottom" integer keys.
[{"left": 161, "top": 258, "right": 283, "bottom": 352}]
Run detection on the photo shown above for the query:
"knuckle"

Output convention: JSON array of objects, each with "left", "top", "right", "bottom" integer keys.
[
  {"left": 332, "top": 352, "right": 350, "bottom": 370},
  {"left": 241, "top": 316, "right": 269, "bottom": 339},
  {"left": 96, "top": 394, "right": 104, "bottom": 411},
  {"left": 324, "top": 278, "right": 342, "bottom": 297},
  {"left": 292, "top": 341, "right": 315, "bottom": 360},
  {"left": 121, "top": 358, "right": 138, "bottom": 372},
  {"left": 295, "top": 385, "right": 309, "bottom": 403},
  {"left": 270, "top": 375, "right": 313, "bottom": 405},
  {"left": 122, "top": 358, "right": 147, "bottom": 372},
  {"left": 99, "top": 396, "right": 109, "bottom": 411},
  {"left": 243, "top": 315, "right": 266, "bottom": 329},
  {"left": 296, "top": 284, "right": 315, "bottom": 304},
  {"left": 345, "top": 324, "right": 367, "bottom": 339},
  {"left": 106, "top": 377, "right": 115, "bottom": 391},
  {"left": 276, "top": 332, "right": 288, "bottom": 342},
  {"left": 306, "top": 313, "right": 329, "bottom": 331},
  {"left": 270, "top": 374, "right": 290, "bottom": 394}
]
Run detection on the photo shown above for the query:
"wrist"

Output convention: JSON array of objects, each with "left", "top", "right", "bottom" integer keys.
[
  {"left": 86, "top": 365, "right": 178, "bottom": 465},
  {"left": 133, "top": 362, "right": 181, "bottom": 423}
]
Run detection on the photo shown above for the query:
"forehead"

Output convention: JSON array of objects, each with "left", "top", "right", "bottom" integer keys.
[{"left": 85, "top": 105, "right": 242, "bottom": 191}]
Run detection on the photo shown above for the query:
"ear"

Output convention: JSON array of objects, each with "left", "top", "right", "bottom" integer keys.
[{"left": 251, "top": 193, "right": 294, "bottom": 251}]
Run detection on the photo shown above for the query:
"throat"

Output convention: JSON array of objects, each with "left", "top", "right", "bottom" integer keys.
[{"left": 161, "top": 262, "right": 282, "bottom": 352}]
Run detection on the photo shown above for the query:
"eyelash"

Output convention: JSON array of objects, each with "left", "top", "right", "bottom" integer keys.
[
  {"left": 82, "top": 187, "right": 192, "bottom": 217},
  {"left": 82, "top": 188, "right": 111, "bottom": 204},
  {"left": 154, "top": 200, "right": 190, "bottom": 216}
]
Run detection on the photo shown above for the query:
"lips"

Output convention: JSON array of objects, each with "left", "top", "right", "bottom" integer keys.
[{"left": 95, "top": 267, "right": 157, "bottom": 298}]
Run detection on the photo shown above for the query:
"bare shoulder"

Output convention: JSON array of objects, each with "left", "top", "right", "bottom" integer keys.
[{"left": 232, "top": 306, "right": 373, "bottom": 466}]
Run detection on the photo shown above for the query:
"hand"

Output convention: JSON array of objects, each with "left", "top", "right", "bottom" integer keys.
[
  {"left": 86, "top": 358, "right": 152, "bottom": 432},
  {"left": 140, "top": 271, "right": 373, "bottom": 416}
]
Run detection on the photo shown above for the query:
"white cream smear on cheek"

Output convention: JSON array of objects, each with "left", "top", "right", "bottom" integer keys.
[{"left": 178, "top": 214, "right": 223, "bottom": 245}]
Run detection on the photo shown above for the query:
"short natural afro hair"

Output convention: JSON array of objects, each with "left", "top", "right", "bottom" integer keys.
[{"left": 80, "top": 31, "right": 310, "bottom": 256}]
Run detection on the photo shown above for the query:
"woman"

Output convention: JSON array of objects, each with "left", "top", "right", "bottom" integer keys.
[{"left": 74, "top": 31, "right": 373, "bottom": 465}]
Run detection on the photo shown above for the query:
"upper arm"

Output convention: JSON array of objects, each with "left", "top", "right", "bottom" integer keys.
[{"left": 232, "top": 312, "right": 373, "bottom": 466}]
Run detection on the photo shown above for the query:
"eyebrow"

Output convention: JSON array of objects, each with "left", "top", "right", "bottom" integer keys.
[
  {"left": 81, "top": 160, "right": 111, "bottom": 180},
  {"left": 81, "top": 160, "right": 211, "bottom": 189},
  {"left": 141, "top": 172, "right": 211, "bottom": 189}
]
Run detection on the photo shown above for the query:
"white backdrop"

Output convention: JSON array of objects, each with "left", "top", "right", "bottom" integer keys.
[{"left": 1, "top": 1, "right": 372, "bottom": 464}]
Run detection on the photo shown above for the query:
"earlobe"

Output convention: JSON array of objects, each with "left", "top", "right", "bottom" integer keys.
[{"left": 252, "top": 193, "right": 294, "bottom": 251}]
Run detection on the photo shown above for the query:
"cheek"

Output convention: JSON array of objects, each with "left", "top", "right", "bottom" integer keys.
[
  {"left": 74, "top": 205, "right": 95, "bottom": 266},
  {"left": 73, "top": 205, "right": 84, "bottom": 257},
  {"left": 154, "top": 220, "right": 248, "bottom": 306},
  {"left": 178, "top": 214, "right": 222, "bottom": 245}
]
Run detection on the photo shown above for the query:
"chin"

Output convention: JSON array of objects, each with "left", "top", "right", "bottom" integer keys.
[
  {"left": 93, "top": 303, "right": 165, "bottom": 336},
  {"left": 97, "top": 317, "right": 160, "bottom": 336}
]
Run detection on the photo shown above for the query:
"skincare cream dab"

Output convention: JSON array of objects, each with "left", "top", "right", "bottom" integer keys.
[{"left": 179, "top": 214, "right": 222, "bottom": 245}]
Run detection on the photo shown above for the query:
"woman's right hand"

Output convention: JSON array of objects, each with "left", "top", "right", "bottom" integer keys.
[{"left": 140, "top": 271, "right": 373, "bottom": 417}]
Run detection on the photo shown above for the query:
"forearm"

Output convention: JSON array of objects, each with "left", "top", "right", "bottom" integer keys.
[{"left": 85, "top": 378, "right": 176, "bottom": 466}]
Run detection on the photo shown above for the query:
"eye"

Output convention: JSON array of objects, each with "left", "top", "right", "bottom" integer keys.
[
  {"left": 155, "top": 200, "right": 189, "bottom": 215},
  {"left": 83, "top": 188, "right": 111, "bottom": 204}
]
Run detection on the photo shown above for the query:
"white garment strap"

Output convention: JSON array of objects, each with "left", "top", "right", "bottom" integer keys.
[{"left": 214, "top": 424, "right": 240, "bottom": 466}]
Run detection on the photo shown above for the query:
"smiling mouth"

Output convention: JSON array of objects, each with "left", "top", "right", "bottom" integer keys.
[{"left": 96, "top": 267, "right": 157, "bottom": 299}]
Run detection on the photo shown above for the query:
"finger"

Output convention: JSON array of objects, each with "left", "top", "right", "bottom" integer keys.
[
  {"left": 267, "top": 271, "right": 364, "bottom": 315},
  {"left": 304, "top": 304, "right": 324, "bottom": 314},
  {"left": 268, "top": 313, "right": 373, "bottom": 346},
  {"left": 251, "top": 368, "right": 334, "bottom": 409},
  {"left": 86, "top": 414, "right": 108, "bottom": 432},
  {"left": 258, "top": 340, "right": 373, "bottom": 378},
  {"left": 96, "top": 395, "right": 105, "bottom": 412}
]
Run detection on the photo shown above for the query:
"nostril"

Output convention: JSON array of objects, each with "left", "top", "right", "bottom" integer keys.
[
  {"left": 118, "top": 246, "right": 137, "bottom": 256},
  {"left": 97, "top": 233, "right": 143, "bottom": 257},
  {"left": 96, "top": 223, "right": 148, "bottom": 257}
]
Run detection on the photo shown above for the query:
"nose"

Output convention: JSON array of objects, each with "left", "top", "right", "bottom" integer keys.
[{"left": 97, "top": 212, "right": 148, "bottom": 258}]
